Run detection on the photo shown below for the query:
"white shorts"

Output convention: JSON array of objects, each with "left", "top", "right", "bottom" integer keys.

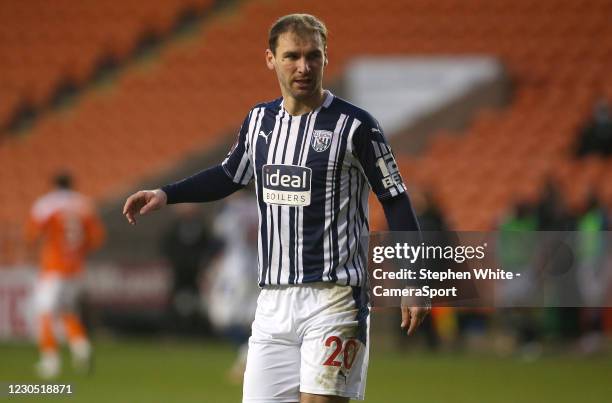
[
  {"left": 243, "top": 283, "right": 370, "bottom": 402},
  {"left": 34, "top": 274, "right": 83, "bottom": 316}
]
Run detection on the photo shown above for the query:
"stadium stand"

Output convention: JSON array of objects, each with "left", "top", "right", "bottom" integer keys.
[
  {"left": 395, "top": 87, "right": 604, "bottom": 230},
  {"left": 1, "top": 0, "right": 612, "bottom": 262},
  {"left": 0, "top": 0, "right": 214, "bottom": 131}
]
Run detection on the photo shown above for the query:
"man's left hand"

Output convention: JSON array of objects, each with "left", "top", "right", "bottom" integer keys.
[{"left": 400, "top": 305, "right": 430, "bottom": 336}]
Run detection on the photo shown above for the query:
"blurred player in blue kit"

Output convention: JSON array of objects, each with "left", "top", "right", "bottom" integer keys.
[{"left": 123, "top": 14, "right": 428, "bottom": 403}]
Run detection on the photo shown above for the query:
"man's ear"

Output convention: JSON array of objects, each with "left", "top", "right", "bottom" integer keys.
[{"left": 265, "top": 49, "right": 275, "bottom": 70}]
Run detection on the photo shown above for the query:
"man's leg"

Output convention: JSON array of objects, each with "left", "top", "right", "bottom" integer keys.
[
  {"left": 243, "top": 338, "right": 301, "bottom": 402},
  {"left": 36, "top": 313, "right": 60, "bottom": 378},
  {"left": 61, "top": 278, "right": 92, "bottom": 373},
  {"left": 243, "top": 287, "right": 301, "bottom": 403},
  {"left": 62, "top": 312, "right": 92, "bottom": 373},
  {"left": 34, "top": 276, "right": 61, "bottom": 379},
  {"left": 299, "top": 284, "right": 370, "bottom": 401},
  {"left": 300, "top": 392, "right": 349, "bottom": 403}
]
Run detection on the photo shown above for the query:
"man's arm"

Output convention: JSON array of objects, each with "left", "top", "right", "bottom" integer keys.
[
  {"left": 381, "top": 193, "right": 420, "bottom": 232},
  {"left": 161, "top": 165, "right": 244, "bottom": 204},
  {"left": 381, "top": 193, "right": 430, "bottom": 335},
  {"left": 350, "top": 114, "right": 430, "bottom": 335},
  {"left": 123, "top": 165, "right": 244, "bottom": 225}
]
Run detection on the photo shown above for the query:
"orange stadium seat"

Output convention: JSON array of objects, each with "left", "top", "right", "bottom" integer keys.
[{"left": 0, "top": 0, "right": 215, "bottom": 131}]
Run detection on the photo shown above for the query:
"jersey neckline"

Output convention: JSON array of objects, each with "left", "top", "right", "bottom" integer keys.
[{"left": 279, "top": 90, "right": 334, "bottom": 117}]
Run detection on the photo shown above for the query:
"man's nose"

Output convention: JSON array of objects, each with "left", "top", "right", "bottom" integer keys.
[{"left": 296, "top": 56, "right": 310, "bottom": 73}]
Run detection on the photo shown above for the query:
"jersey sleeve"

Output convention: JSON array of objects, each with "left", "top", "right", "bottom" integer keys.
[
  {"left": 221, "top": 111, "right": 255, "bottom": 185},
  {"left": 351, "top": 116, "right": 407, "bottom": 200}
]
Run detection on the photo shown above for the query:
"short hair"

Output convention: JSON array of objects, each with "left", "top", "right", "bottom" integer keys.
[
  {"left": 54, "top": 172, "right": 73, "bottom": 189},
  {"left": 268, "top": 14, "right": 328, "bottom": 55}
]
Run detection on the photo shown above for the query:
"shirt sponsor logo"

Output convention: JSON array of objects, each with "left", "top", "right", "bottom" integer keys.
[
  {"left": 311, "top": 130, "right": 333, "bottom": 152},
  {"left": 262, "top": 164, "right": 312, "bottom": 206}
]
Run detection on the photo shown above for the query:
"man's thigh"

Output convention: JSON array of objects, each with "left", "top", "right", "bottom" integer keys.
[
  {"left": 242, "top": 338, "right": 301, "bottom": 403},
  {"left": 298, "top": 285, "right": 369, "bottom": 401},
  {"left": 34, "top": 275, "right": 62, "bottom": 315},
  {"left": 243, "top": 287, "right": 301, "bottom": 403},
  {"left": 298, "top": 318, "right": 369, "bottom": 401}
]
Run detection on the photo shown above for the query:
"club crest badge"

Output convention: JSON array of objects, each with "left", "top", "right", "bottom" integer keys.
[{"left": 311, "top": 130, "right": 333, "bottom": 152}]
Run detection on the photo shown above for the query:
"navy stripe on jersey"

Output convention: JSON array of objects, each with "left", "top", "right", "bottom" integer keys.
[{"left": 222, "top": 91, "right": 406, "bottom": 287}]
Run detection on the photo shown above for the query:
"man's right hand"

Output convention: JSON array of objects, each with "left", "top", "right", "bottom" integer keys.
[{"left": 122, "top": 189, "right": 167, "bottom": 225}]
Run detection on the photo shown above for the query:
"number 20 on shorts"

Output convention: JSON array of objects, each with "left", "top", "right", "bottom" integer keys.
[{"left": 323, "top": 336, "right": 359, "bottom": 369}]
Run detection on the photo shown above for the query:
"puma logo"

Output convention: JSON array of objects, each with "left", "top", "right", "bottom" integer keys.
[{"left": 258, "top": 130, "right": 272, "bottom": 143}]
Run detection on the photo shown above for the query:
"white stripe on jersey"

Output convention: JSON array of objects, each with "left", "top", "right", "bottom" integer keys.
[
  {"left": 266, "top": 108, "right": 284, "bottom": 284},
  {"left": 295, "top": 108, "right": 318, "bottom": 283},
  {"left": 274, "top": 113, "right": 293, "bottom": 284},
  {"left": 279, "top": 115, "right": 301, "bottom": 284},
  {"left": 323, "top": 114, "right": 348, "bottom": 281},
  {"left": 231, "top": 108, "right": 258, "bottom": 184},
  {"left": 335, "top": 119, "right": 363, "bottom": 285}
]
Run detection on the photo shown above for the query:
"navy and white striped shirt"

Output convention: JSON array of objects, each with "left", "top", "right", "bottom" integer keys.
[{"left": 222, "top": 91, "right": 406, "bottom": 287}]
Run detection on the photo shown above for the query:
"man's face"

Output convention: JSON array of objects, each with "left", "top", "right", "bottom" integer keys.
[{"left": 266, "top": 30, "right": 327, "bottom": 102}]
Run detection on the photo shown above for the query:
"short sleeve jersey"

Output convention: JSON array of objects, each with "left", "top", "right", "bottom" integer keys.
[{"left": 222, "top": 91, "right": 406, "bottom": 287}]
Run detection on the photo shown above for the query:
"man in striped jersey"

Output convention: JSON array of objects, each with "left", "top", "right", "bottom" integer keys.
[{"left": 123, "top": 13, "right": 428, "bottom": 403}]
